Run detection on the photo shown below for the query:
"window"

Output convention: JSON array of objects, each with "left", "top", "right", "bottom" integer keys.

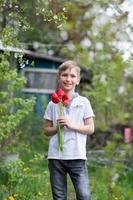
[{"left": 22, "top": 67, "right": 58, "bottom": 94}]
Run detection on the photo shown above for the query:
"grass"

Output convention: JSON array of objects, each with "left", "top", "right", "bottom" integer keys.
[
  {"left": 1, "top": 152, "right": 133, "bottom": 200},
  {"left": 0, "top": 132, "right": 133, "bottom": 200},
  {"left": 89, "top": 163, "right": 133, "bottom": 200}
]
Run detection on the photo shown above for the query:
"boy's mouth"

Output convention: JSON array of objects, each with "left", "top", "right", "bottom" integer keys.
[{"left": 63, "top": 83, "right": 72, "bottom": 87}]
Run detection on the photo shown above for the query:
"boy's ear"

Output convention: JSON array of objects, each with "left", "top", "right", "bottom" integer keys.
[{"left": 76, "top": 77, "right": 80, "bottom": 85}]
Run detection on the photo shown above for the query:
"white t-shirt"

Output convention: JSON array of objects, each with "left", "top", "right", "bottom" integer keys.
[{"left": 44, "top": 93, "right": 95, "bottom": 160}]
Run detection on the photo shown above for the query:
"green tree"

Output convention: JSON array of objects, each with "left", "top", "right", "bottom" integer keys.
[
  {"left": 0, "top": 53, "right": 35, "bottom": 153},
  {"left": 0, "top": 0, "right": 35, "bottom": 154}
]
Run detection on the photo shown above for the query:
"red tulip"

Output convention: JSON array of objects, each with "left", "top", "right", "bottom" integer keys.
[
  {"left": 56, "top": 88, "right": 65, "bottom": 99},
  {"left": 51, "top": 88, "right": 70, "bottom": 152},
  {"left": 51, "top": 88, "right": 69, "bottom": 106},
  {"left": 51, "top": 92, "right": 60, "bottom": 104},
  {"left": 63, "top": 99, "right": 69, "bottom": 106},
  {"left": 62, "top": 94, "right": 70, "bottom": 106}
]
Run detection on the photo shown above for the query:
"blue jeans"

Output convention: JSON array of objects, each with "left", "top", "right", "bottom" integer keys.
[{"left": 48, "top": 159, "right": 91, "bottom": 200}]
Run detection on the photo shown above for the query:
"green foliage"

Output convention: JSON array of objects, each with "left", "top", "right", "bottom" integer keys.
[
  {"left": 0, "top": 0, "right": 36, "bottom": 153},
  {"left": 0, "top": 1, "right": 30, "bottom": 49},
  {"left": 83, "top": 54, "right": 133, "bottom": 131},
  {"left": 0, "top": 53, "right": 35, "bottom": 152},
  {"left": 0, "top": 156, "right": 52, "bottom": 200},
  {"left": 87, "top": 130, "right": 133, "bottom": 200},
  {"left": 17, "top": 111, "right": 49, "bottom": 161},
  {"left": 0, "top": 159, "right": 26, "bottom": 193},
  {"left": 90, "top": 164, "right": 133, "bottom": 200}
]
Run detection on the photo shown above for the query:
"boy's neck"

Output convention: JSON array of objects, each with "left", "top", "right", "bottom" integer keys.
[{"left": 65, "top": 90, "right": 76, "bottom": 100}]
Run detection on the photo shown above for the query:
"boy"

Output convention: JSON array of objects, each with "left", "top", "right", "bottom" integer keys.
[{"left": 44, "top": 60, "right": 95, "bottom": 200}]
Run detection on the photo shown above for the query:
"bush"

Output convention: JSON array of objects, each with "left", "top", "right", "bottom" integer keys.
[{"left": 0, "top": 155, "right": 52, "bottom": 200}]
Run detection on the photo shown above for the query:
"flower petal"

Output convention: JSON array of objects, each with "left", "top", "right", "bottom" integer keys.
[
  {"left": 56, "top": 88, "right": 65, "bottom": 99},
  {"left": 63, "top": 99, "right": 69, "bottom": 106},
  {"left": 62, "top": 94, "right": 70, "bottom": 106},
  {"left": 51, "top": 93, "right": 60, "bottom": 103}
]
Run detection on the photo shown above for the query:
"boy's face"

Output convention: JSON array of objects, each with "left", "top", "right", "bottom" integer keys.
[{"left": 58, "top": 67, "right": 80, "bottom": 92}]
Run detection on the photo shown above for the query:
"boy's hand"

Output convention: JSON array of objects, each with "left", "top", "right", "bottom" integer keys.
[
  {"left": 57, "top": 116, "right": 73, "bottom": 129},
  {"left": 57, "top": 116, "right": 95, "bottom": 135}
]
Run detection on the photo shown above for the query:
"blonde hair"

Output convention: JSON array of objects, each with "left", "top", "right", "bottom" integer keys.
[{"left": 58, "top": 60, "right": 81, "bottom": 76}]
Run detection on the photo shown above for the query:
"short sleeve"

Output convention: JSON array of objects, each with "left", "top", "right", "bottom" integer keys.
[
  {"left": 83, "top": 97, "right": 95, "bottom": 119},
  {"left": 44, "top": 102, "right": 52, "bottom": 121}
]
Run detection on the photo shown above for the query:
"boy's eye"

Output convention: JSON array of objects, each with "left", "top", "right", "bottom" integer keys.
[
  {"left": 71, "top": 75, "right": 76, "bottom": 78},
  {"left": 62, "top": 73, "right": 68, "bottom": 77}
]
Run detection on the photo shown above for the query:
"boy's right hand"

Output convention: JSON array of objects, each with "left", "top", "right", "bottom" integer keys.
[{"left": 57, "top": 116, "right": 73, "bottom": 129}]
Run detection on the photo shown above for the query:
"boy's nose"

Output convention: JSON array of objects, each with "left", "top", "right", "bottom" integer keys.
[{"left": 66, "top": 76, "right": 71, "bottom": 81}]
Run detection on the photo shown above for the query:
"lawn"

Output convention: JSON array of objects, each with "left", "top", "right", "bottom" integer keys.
[{"left": 0, "top": 151, "right": 132, "bottom": 200}]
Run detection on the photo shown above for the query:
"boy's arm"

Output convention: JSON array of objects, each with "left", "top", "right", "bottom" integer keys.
[
  {"left": 82, "top": 117, "right": 95, "bottom": 134},
  {"left": 57, "top": 116, "right": 94, "bottom": 135},
  {"left": 44, "top": 119, "right": 57, "bottom": 136}
]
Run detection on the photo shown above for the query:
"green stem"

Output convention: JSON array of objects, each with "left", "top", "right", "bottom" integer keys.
[
  {"left": 57, "top": 123, "right": 63, "bottom": 151},
  {"left": 60, "top": 103, "right": 64, "bottom": 116},
  {"left": 57, "top": 103, "right": 64, "bottom": 152}
]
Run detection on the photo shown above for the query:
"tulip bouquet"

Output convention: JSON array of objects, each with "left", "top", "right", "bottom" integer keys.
[{"left": 51, "top": 88, "right": 69, "bottom": 151}]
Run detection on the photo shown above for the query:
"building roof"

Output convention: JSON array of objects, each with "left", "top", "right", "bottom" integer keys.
[
  {"left": 0, "top": 44, "right": 92, "bottom": 83},
  {"left": 0, "top": 44, "right": 65, "bottom": 63}
]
